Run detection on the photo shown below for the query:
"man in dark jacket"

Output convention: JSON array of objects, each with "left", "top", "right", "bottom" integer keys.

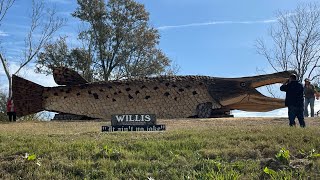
[{"left": 280, "top": 74, "right": 305, "bottom": 127}]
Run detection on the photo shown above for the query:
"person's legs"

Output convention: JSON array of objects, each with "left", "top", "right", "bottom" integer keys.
[
  {"left": 296, "top": 106, "right": 305, "bottom": 127},
  {"left": 288, "top": 106, "right": 296, "bottom": 126},
  {"left": 304, "top": 98, "right": 310, "bottom": 117},
  {"left": 12, "top": 112, "right": 16, "bottom": 122},
  {"left": 7, "top": 112, "right": 12, "bottom": 122},
  {"left": 310, "top": 97, "right": 315, "bottom": 117}
]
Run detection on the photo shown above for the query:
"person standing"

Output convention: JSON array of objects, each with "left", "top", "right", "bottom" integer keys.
[
  {"left": 304, "top": 78, "right": 317, "bottom": 117},
  {"left": 6, "top": 97, "right": 16, "bottom": 122},
  {"left": 280, "top": 74, "right": 305, "bottom": 127}
]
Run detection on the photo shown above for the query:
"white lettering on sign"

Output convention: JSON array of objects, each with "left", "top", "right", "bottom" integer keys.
[
  {"left": 115, "top": 115, "right": 125, "bottom": 122},
  {"left": 115, "top": 114, "right": 153, "bottom": 122},
  {"left": 145, "top": 115, "right": 151, "bottom": 121},
  {"left": 135, "top": 115, "right": 140, "bottom": 121},
  {"left": 101, "top": 125, "right": 166, "bottom": 132}
]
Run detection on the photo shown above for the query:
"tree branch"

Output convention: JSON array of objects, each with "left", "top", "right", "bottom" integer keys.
[
  {"left": 0, "top": 0, "right": 15, "bottom": 23},
  {"left": 15, "top": 0, "right": 65, "bottom": 74}
]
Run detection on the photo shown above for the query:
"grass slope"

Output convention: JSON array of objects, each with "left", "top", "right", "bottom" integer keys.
[{"left": 1, "top": 117, "right": 320, "bottom": 179}]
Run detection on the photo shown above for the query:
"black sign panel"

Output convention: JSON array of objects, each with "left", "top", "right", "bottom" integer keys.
[
  {"left": 102, "top": 125, "right": 166, "bottom": 132},
  {"left": 111, "top": 114, "right": 156, "bottom": 126}
]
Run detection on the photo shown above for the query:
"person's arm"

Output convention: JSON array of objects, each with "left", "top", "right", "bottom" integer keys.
[
  {"left": 280, "top": 79, "right": 289, "bottom": 92},
  {"left": 280, "top": 85, "right": 288, "bottom": 92}
]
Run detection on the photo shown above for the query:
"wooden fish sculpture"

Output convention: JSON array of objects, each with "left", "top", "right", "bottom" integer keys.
[{"left": 12, "top": 67, "right": 293, "bottom": 119}]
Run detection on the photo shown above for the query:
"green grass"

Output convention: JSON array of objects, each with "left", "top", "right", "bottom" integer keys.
[{"left": 1, "top": 118, "right": 320, "bottom": 179}]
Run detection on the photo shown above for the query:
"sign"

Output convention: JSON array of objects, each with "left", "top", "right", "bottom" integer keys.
[
  {"left": 111, "top": 114, "right": 156, "bottom": 126},
  {"left": 102, "top": 125, "right": 166, "bottom": 132},
  {"left": 102, "top": 114, "right": 165, "bottom": 132}
]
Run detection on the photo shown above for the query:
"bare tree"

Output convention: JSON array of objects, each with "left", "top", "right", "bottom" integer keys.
[
  {"left": 256, "top": 3, "right": 320, "bottom": 83},
  {"left": 0, "top": 0, "right": 14, "bottom": 113},
  {"left": 0, "top": 0, "right": 14, "bottom": 24},
  {"left": 0, "top": 0, "right": 65, "bottom": 97}
]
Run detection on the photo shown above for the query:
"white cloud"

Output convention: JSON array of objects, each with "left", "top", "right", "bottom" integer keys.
[
  {"left": 0, "top": 62, "right": 57, "bottom": 92},
  {"left": 0, "top": 68, "right": 5, "bottom": 76},
  {"left": 157, "top": 19, "right": 277, "bottom": 30},
  {"left": 15, "top": 66, "right": 57, "bottom": 87},
  {"left": 0, "top": 30, "right": 9, "bottom": 37},
  {"left": 156, "top": 11, "right": 301, "bottom": 31}
]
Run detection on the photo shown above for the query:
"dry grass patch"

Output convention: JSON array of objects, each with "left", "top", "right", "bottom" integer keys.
[{"left": 1, "top": 117, "right": 320, "bottom": 179}]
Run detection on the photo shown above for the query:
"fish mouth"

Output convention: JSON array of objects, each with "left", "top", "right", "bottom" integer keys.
[
  {"left": 244, "top": 70, "right": 296, "bottom": 89},
  {"left": 225, "top": 90, "right": 286, "bottom": 112},
  {"left": 222, "top": 70, "right": 295, "bottom": 112}
]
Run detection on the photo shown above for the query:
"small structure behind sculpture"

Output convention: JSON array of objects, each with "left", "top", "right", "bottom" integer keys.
[{"left": 52, "top": 113, "right": 96, "bottom": 121}]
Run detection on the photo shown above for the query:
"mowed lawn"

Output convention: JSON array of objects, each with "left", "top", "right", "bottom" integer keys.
[{"left": 1, "top": 117, "right": 320, "bottom": 179}]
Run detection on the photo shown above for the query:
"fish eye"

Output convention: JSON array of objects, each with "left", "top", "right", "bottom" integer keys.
[{"left": 240, "top": 82, "right": 246, "bottom": 87}]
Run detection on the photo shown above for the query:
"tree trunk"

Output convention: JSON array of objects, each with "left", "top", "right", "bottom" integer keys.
[
  {"left": 8, "top": 76, "right": 12, "bottom": 98},
  {"left": 0, "top": 54, "right": 11, "bottom": 98}
]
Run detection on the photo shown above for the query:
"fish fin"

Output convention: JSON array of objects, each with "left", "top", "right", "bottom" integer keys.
[
  {"left": 12, "top": 75, "right": 44, "bottom": 116},
  {"left": 52, "top": 67, "right": 88, "bottom": 85}
]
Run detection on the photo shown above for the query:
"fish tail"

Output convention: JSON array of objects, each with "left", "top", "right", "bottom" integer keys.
[{"left": 12, "top": 75, "right": 44, "bottom": 116}]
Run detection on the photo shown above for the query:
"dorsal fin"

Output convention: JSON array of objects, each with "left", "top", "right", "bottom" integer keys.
[{"left": 52, "top": 67, "right": 88, "bottom": 85}]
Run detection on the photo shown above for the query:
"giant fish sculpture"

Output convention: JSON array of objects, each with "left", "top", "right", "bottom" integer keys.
[{"left": 13, "top": 67, "right": 293, "bottom": 119}]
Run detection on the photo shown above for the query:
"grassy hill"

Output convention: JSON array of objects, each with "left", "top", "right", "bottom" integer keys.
[{"left": 1, "top": 117, "right": 320, "bottom": 179}]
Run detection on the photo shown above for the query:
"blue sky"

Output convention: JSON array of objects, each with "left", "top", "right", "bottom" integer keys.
[{"left": 1, "top": 0, "right": 319, "bottom": 117}]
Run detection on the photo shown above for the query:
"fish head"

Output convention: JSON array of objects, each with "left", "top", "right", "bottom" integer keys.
[{"left": 209, "top": 70, "right": 296, "bottom": 112}]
